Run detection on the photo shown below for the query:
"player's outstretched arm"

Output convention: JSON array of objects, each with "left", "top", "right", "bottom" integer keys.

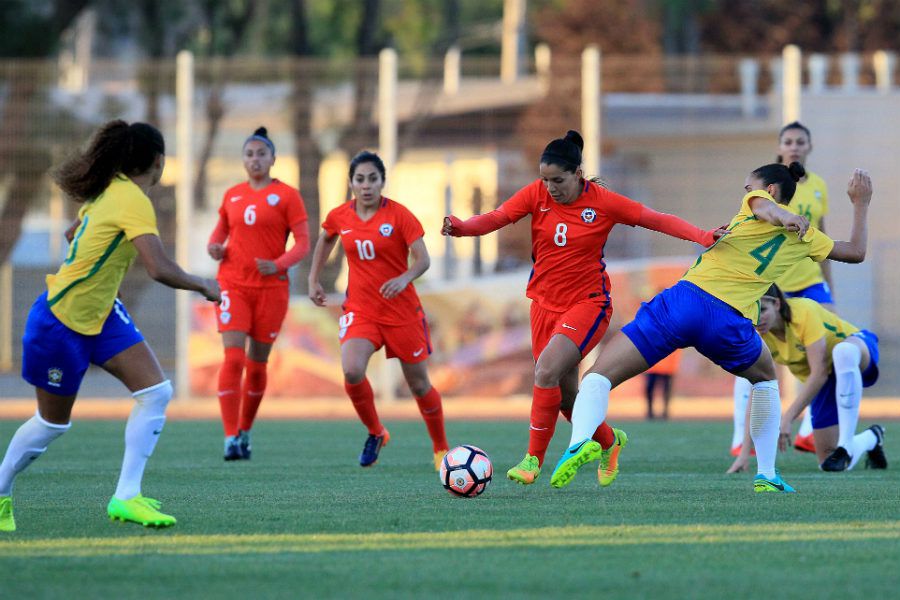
[
  {"left": 636, "top": 206, "right": 718, "bottom": 246},
  {"left": 442, "top": 211, "right": 511, "bottom": 237},
  {"left": 132, "top": 234, "right": 220, "bottom": 302},
  {"left": 827, "top": 169, "right": 871, "bottom": 264},
  {"left": 307, "top": 229, "right": 339, "bottom": 306}
]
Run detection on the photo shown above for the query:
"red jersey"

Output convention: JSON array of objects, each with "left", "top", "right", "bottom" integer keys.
[
  {"left": 216, "top": 180, "right": 307, "bottom": 288},
  {"left": 322, "top": 197, "right": 425, "bottom": 325},
  {"left": 498, "top": 179, "right": 643, "bottom": 312}
]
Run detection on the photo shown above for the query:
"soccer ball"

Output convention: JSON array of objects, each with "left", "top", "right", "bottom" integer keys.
[{"left": 439, "top": 445, "right": 493, "bottom": 498}]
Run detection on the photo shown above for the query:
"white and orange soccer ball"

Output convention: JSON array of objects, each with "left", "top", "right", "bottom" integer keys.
[{"left": 439, "top": 445, "right": 492, "bottom": 498}]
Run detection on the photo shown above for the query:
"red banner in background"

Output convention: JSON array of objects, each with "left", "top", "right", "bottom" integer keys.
[{"left": 189, "top": 257, "right": 734, "bottom": 399}]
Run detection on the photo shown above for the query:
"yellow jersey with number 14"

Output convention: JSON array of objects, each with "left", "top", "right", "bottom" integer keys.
[
  {"left": 775, "top": 171, "right": 830, "bottom": 292},
  {"left": 682, "top": 190, "right": 834, "bottom": 323},
  {"left": 46, "top": 175, "right": 159, "bottom": 335},
  {"left": 762, "top": 297, "right": 858, "bottom": 382}
]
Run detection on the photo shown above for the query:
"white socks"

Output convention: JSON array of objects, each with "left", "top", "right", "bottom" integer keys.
[
  {"left": 832, "top": 341, "right": 862, "bottom": 454},
  {"left": 848, "top": 429, "right": 877, "bottom": 470},
  {"left": 797, "top": 408, "right": 814, "bottom": 437},
  {"left": 114, "top": 380, "right": 172, "bottom": 500},
  {"left": 0, "top": 412, "right": 71, "bottom": 496},
  {"left": 749, "top": 380, "right": 780, "bottom": 479},
  {"left": 568, "top": 373, "right": 612, "bottom": 446},
  {"left": 732, "top": 377, "right": 751, "bottom": 448}
]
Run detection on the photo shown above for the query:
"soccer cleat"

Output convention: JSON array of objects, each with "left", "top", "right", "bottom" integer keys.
[
  {"left": 793, "top": 433, "right": 816, "bottom": 454},
  {"left": 238, "top": 429, "right": 252, "bottom": 460},
  {"left": 550, "top": 439, "right": 603, "bottom": 489},
  {"left": 359, "top": 428, "right": 390, "bottom": 467},
  {"left": 753, "top": 471, "right": 797, "bottom": 493},
  {"left": 506, "top": 454, "right": 541, "bottom": 485},
  {"left": 729, "top": 444, "right": 756, "bottom": 457},
  {"left": 865, "top": 424, "right": 888, "bottom": 469},
  {"left": 224, "top": 435, "right": 242, "bottom": 461},
  {"left": 107, "top": 494, "right": 177, "bottom": 527},
  {"left": 598, "top": 428, "right": 628, "bottom": 487},
  {"left": 434, "top": 449, "right": 448, "bottom": 472},
  {"left": 0, "top": 496, "right": 15, "bottom": 532},
  {"left": 821, "top": 446, "right": 851, "bottom": 471}
]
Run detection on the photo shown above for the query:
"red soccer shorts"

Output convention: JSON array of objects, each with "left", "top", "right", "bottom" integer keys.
[
  {"left": 338, "top": 310, "right": 432, "bottom": 364},
  {"left": 216, "top": 282, "right": 289, "bottom": 344},
  {"left": 530, "top": 299, "right": 612, "bottom": 361}
]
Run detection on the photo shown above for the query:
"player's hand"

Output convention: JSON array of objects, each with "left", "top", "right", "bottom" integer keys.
[
  {"left": 380, "top": 274, "right": 411, "bottom": 299},
  {"left": 726, "top": 453, "right": 749, "bottom": 474},
  {"left": 255, "top": 258, "right": 279, "bottom": 275},
  {"left": 200, "top": 278, "right": 221, "bottom": 303},
  {"left": 207, "top": 243, "right": 226, "bottom": 260},
  {"left": 64, "top": 219, "right": 82, "bottom": 243},
  {"left": 441, "top": 215, "right": 462, "bottom": 237},
  {"left": 847, "top": 168, "right": 872, "bottom": 207},
  {"left": 308, "top": 281, "right": 327, "bottom": 306},
  {"left": 778, "top": 416, "right": 793, "bottom": 452},
  {"left": 782, "top": 213, "right": 809, "bottom": 238},
  {"left": 711, "top": 225, "right": 730, "bottom": 241}
]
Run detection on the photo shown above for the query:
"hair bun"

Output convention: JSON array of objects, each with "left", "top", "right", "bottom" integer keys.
[
  {"left": 787, "top": 161, "right": 806, "bottom": 182},
  {"left": 253, "top": 126, "right": 269, "bottom": 138},
  {"left": 564, "top": 130, "right": 584, "bottom": 151}
]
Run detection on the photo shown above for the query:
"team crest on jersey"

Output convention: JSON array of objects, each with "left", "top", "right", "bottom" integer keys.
[
  {"left": 581, "top": 208, "right": 597, "bottom": 223},
  {"left": 379, "top": 223, "right": 394, "bottom": 237},
  {"left": 267, "top": 193, "right": 281, "bottom": 206},
  {"left": 220, "top": 311, "right": 231, "bottom": 325},
  {"left": 47, "top": 368, "right": 63, "bottom": 387}
]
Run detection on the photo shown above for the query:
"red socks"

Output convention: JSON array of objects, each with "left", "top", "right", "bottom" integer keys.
[
  {"left": 238, "top": 359, "right": 267, "bottom": 432},
  {"left": 415, "top": 387, "right": 449, "bottom": 452},
  {"left": 217, "top": 347, "right": 245, "bottom": 436},
  {"left": 528, "top": 385, "right": 562, "bottom": 466},
  {"left": 345, "top": 378, "right": 383, "bottom": 435}
]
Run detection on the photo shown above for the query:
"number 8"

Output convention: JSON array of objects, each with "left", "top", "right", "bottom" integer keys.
[{"left": 554, "top": 223, "right": 567, "bottom": 247}]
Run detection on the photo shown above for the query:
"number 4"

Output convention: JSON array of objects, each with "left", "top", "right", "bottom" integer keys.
[{"left": 749, "top": 234, "right": 786, "bottom": 274}]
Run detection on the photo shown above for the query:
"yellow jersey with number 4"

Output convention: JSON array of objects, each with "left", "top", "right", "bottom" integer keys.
[
  {"left": 682, "top": 190, "right": 834, "bottom": 323},
  {"left": 762, "top": 297, "right": 857, "bottom": 382},
  {"left": 46, "top": 175, "right": 159, "bottom": 335},
  {"left": 775, "top": 171, "right": 829, "bottom": 292}
]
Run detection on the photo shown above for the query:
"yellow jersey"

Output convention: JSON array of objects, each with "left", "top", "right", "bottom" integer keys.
[
  {"left": 682, "top": 190, "right": 834, "bottom": 323},
  {"left": 775, "top": 171, "right": 829, "bottom": 292},
  {"left": 46, "top": 175, "right": 159, "bottom": 335},
  {"left": 762, "top": 297, "right": 858, "bottom": 382}
]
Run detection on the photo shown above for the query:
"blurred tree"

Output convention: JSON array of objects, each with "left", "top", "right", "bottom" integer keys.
[{"left": 0, "top": 0, "right": 92, "bottom": 266}]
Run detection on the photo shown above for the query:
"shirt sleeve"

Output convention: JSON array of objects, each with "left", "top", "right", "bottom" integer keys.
[
  {"left": 796, "top": 302, "right": 827, "bottom": 347},
  {"left": 321, "top": 206, "right": 339, "bottom": 236},
  {"left": 602, "top": 188, "right": 643, "bottom": 225},
  {"left": 120, "top": 190, "right": 159, "bottom": 240},
  {"left": 803, "top": 227, "right": 835, "bottom": 262},
  {"left": 496, "top": 181, "right": 539, "bottom": 223}
]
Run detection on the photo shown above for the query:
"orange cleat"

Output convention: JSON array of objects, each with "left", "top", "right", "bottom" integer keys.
[
  {"left": 730, "top": 444, "right": 756, "bottom": 457},
  {"left": 793, "top": 433, "right": 816, "bottom": 454}
]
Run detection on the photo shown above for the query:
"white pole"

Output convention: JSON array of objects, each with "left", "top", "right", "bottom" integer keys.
[
  {"left": 581, "top": 45, "right": 601, "bottom": 177},
  {"left": 535, "top": 43, "right": 551, "bottom": 94},
  {"left": 175, "top": 50, "right": 194, "bottom": 401},
  {"left": 443, "top": 45, "right": 460, "bottom": 95},
  {"left": 807, "top": 54, "right": 828, "bottom": 94},
  {"left": 840, "top": 52, "right": 860, "bottom": 91},
  {"left": 738, "top": 58, "right": 759, "bottom": 117},
  {"left": 873, "top": 50, "right": 896, "bottom": 93},
  {"left": 0, "top": 262, "right": 11, "bottom": 372},
  {"left": 378, "top": 48, "right": 398, "bottom": 175},
  {"left": 501, "top": 0, "right": 526, "bottom": 84},
  {"left": 782, "top": 44, "right": 802, "bottom": 124}
]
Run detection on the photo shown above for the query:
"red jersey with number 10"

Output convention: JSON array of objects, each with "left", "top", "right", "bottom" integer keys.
[
  {"left": 498, "top": 179, "right": 643, "bottom": 312},
  {"left": 216, "top": 180, "right": 307, "bottom": 288},
  {"left": 322, "top": 197, "right": 424, "bottom": 325}
]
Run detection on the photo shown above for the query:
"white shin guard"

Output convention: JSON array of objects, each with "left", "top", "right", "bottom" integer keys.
[
  {"left": 0, "top": 412, "right": 71, "bottom": 496},
  {"left": 749, "top": 380, "right": 780, "bottom": 479},
  {"left": 832, "top": 342, "right": 863, "bottom": 453},
  {"left": 114, "top": 380, "right": 173, "bottom": 500}
]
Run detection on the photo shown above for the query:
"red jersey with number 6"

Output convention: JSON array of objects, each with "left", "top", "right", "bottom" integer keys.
[
  {"left": 322, "top": 197, "right": 424, "bottom": 325},
  {"left": 498, "top": 179, "right": 643, "bottom": 312},
  {"left": 216, "top": 180, "right": 307, "bottom": 288}
]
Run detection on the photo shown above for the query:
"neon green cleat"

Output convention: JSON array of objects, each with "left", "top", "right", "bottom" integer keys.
[
  {"left": 550, "top": 439, "right": 603, "bottom": 488},
  {"left": 506, "top": 454, "right": 541, "bottom": 485},
  {"left": 0, "top": 496, "right": 15, "bottom": 532},
  {"left": 598, "top": 428, "right": 628, "bottom": 487},
  {"left": 107, "top": 494, "right": 177, "bottom": 527}
]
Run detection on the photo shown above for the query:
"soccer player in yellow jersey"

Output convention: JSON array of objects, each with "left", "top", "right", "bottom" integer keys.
[
  {"left": 0, "top": 120, "right": 220, "bottom": 532},
  {"left": 733, "top": 122, "right": 832, "bottom": 456},
  {"left": 730, "top": 285, "right": 885, "bottom": 473},
  {"left": 550, "top": 162, "right": 871, "bottom": 494}
]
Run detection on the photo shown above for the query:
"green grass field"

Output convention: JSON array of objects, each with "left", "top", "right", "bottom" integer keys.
[{"left": 1, "top": 418, "right": 898, "bottom": 599}]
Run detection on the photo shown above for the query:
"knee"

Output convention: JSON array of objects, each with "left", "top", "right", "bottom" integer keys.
[
  {"left": 533, "top": 361, "right": 562, "bottom": 388},
  {"left": 343, "top": 366, "right": 366, "bottom": 385},
  {"left": 832, "top": 342, "right": 861, "bottom": 373},
  {"left": 408, "top": 379, "right": 432, "bottom": 398},
  {"left": 134, "top": 380, "right": 173, "bottom": 412}
]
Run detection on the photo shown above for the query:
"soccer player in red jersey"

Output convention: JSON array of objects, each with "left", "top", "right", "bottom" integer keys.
[
  {"left": 207, "top": 127, "right": 310, "bottom": 461},
  {"left": 308, "top": 151, "right": 449, "bottom": 470},
  {"left": 443, "top": 130, "right": 721, "bottom": 486}
]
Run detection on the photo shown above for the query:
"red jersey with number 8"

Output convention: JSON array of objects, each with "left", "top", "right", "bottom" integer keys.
[
  {"left": 216, "top": 180, "right": 307, "bottom": 288},
  {"left": 498, "top": 179, "right": 643, "bottom": 312},
  {"left": 322, "top": 197, "right": 424, "bottom": 325}
]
